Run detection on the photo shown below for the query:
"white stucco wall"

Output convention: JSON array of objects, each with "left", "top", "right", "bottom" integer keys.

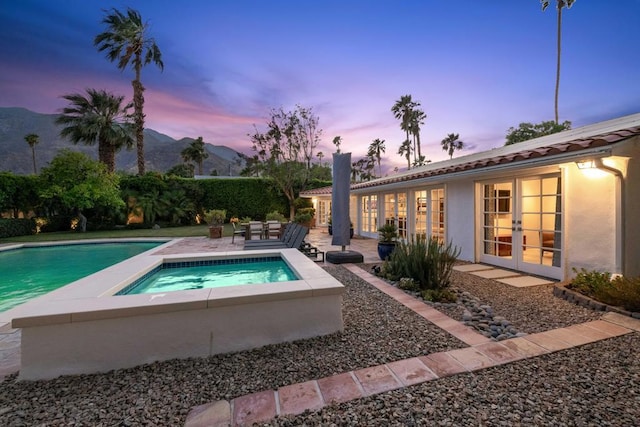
[{"left": 564, "top": 163, "right": 619, "bottom": 275}]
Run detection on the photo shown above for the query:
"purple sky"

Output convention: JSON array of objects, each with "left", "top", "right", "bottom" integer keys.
[{"left": 1, "top": 0, "right": 639, "bottom": 172}]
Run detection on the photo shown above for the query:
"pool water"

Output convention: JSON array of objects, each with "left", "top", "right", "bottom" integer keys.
[
  {"left": 119, "top": 258, "right": 297, "bottom": 295},
  {"left": 0, "top": 242, "right": 161, "bottom": 312}
]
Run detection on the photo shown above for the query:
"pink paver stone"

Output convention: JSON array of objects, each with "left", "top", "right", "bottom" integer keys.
[
  {"left": 184, "top": 400, "right": 230, "bottom": 427},
  {"left": 474, "top": 342, "right": 521, "bottom": 364},
  {"left": 447, "top": 347, "right": 496, "bottom": 371},
  {"left": 544, "top": 327, "right": 593, "bottom": 346},
  {"left": 354, "top": 365, "right": 402, "bottom": 396},
  {"left": 317, "top": 372, "right": 363, "bottom": 405},
  {"left": 500, "top": 337, "right": 548, "bottom": 358},
  {"left": 524, "top": 332, "right": 573, "bottom": 352},
  {"left": 583, "top": 319, "right": 632, "bottom": 337},
  {"left": 232, "top": 390, "right": 277, "bottom": 426},
  {"left": 387, "top": 357, "right": 437, "bottom": 386},
  {"left": 446, "top": 324, "right": 492, "bottom": 346},
  {"left": 278, "top": 380, "right": 324, "bottom": 416},
  {"left": 567, "top": 323, "right": 613, "bottom": 341},
  {"left": 419, "top": 352, "right": 467, "bottom": 377}
]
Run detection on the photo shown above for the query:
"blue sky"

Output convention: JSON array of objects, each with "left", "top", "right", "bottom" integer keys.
[{"left": 1, "top": 0, "right": 639, "bottom": 171}]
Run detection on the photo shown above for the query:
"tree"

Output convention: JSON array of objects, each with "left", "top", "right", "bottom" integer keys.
[
  {"left": 332, "top": 136, "right": 342, "bottom": 153},
  {"left": 56, "top": 89, "right": 134, "bottom": 173},
  {"left": 181, "top": 136, "right": 209, "bottom": 175},
  {"left": 409, "top": 107, "right": 427, "bottom": 163},
  {"left": 398, "top": 139, "right": 412, "bottom": 170},
  {"left": 505, "top": 120, "right": 571, "bottom": 145},
  {"left": 167, "top": 163, "right": 194, "bottom": 178},
  {"left": 24, "top": 133, "right": 39, "bottom": 174},
  {"left": 392, "top": 95, "right": 416, "bottom": 158},
  {"left": 316, "top": 151, "right": 324, "bottom": 166},
  {"left": 541, "top": 0, "right": 576, "bottom": 123},
  {"left": 441, "top": 133, "right": 465, "bottom": 159},
  {"left": 38, "top": 150, "right": 124, "bottom": 216},
  {"left": 249, "top": 106, "right": 322, "bottom": 220},
  {"left": 95, "top": 7, "right": 164, "bottom": 175},
  {"left": 368, "top": 138, "right": 386, "bottom": 177}
]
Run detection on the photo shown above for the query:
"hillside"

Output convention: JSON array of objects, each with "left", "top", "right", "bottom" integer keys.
[{"left": 0, "top": 107, "right": 246, "bottom": 175}]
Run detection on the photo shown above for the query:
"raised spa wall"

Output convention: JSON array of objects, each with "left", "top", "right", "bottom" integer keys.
[{"left": 12, "top": 247, "right": 344, "bottom": 381}]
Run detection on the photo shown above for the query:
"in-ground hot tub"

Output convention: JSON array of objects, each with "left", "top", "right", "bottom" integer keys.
[{"left": 12, "top": 246, "right": 344, "bottom": 380}]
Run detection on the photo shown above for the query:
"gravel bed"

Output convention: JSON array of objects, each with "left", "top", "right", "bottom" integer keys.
[
  {"left": 0, "top": 265, "right": 465, "bottom": 426},
  {"left": 276, "top": 333, "right": 640, "bottom": 426}
]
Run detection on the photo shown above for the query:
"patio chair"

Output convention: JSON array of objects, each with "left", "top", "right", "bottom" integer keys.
[
  {"left": 247, "top": 221, "right": 264, "bottom": 240},
  {"left": 231, "top": 222, "right": 244, "bottom": 243},
  {"left": 266, "top": 221, "right": 282, "bottom": 239}
]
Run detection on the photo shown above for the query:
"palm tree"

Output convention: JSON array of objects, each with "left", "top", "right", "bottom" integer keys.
[
  {"left": 181, "top": 136, "right": 209, "bottom": 175},
  {"left": 95, "top": 7, "right": 163, "bottom": 175},
  {"left": 409, "top": 107, "right": 427, "bottom": 163},
  {"left": 441, "top": 133, "right": 465, "bottom": 159},
  {"left": 391, "top": 95, "right": 416, "bottom": 159},
  {"left": 24, "top": 133, "right": 39, "bottom": 174},
  {"left": 56, "top": 89, "right": 134, "bottom": 173},
  {"left": 368, "top": 138, "right": 386, "bottom": 177},
  {"left": 316, "top": 151, "right": 324, "bottom": 166},
  {"left": 397, "top": 139, "right": 412, "bottom": 170},
  {"left": 541, "top": 0, "right": 576, "bottom": 124}
]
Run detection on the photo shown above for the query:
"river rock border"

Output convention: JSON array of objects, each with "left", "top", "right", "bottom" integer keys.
[{"left": 553, "top": 281, "right": 640, "bottom": 319}]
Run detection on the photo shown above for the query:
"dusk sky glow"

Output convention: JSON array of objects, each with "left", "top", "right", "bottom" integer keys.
[{"left": 1, "top": 0, "right": 639, "bottom": 171}]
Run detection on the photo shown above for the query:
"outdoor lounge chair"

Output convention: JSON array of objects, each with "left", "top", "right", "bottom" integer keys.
[{"left": 243, "top": 224, "right": 308, "bottom": 250}]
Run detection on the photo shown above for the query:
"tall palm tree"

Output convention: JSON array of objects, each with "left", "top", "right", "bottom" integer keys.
[
  {"left": 95, "top": 7, "right": 163, "bottom": 175},
  {"left": 24, "top": 133, "right": 39, "bottom": 174},
  {"left": 56, "top": 89, "right": 134, "bottom": 173},
  {"left": 541, "top": 0, "right": 576, "bottom": 124},
  {"left": 441, "top": 133, "right": 464, "bottom": 159},
  {"left": 397, "top": 139, "right": 412, "bottom": 170},
  {"left": 181, "top": 136, "right": 209, "bottom": 175},
  {"left": 316, "top": 151, "right": 324, "bottom": 166},
  {"left": 368, "top": 138, "right": 386, "bottom": 177},
  {"left": 391, "top": 95, "right": 416, "bottom": 159},
  {"left": 409, "top": 107, "right": 427, "bottom": 163}
]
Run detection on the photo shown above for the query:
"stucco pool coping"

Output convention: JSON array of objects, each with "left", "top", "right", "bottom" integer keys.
[{"left": 4, "top": 241, "right": 343, "bottom": 329}]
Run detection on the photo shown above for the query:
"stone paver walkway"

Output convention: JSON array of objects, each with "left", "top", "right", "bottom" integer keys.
[{"left": 185, "top": 264, "right": 640, "bottom": 427}]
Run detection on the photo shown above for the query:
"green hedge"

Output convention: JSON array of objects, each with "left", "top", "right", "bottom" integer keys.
[{"left": 0, "top": 218, "right": 35, "bottom": 238}]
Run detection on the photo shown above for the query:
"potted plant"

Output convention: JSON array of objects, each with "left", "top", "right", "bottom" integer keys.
[
  {"left": 204, "top": 209, "right": 226, "bottom": 238},
  {"left": 377, "top": 223, "right": 398, "bottom": 260}
]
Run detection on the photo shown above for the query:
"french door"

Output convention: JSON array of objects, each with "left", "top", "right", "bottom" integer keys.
[{"left": 479, "top": 175, "right": 562, "bottom": 279}]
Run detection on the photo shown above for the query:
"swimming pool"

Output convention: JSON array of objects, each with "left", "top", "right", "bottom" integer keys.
[
  {"left": 117, "top": 257, "right": 298, "bottom": 295},
  {"left": 0, "top": 241, "right": 163, "bottom": 312}
]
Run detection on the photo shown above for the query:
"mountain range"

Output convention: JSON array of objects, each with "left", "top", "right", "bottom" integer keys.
[{"left": 0, "top": 107, "right": 246, "bottom": 176}]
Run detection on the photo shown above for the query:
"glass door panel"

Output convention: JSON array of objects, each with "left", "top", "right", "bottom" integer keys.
[{"left": 482, "top": 182, "right": 513, "bottom": 259}]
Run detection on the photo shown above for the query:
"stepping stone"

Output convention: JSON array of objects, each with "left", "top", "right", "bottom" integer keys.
[
  {"left": 278, "top": 380, "right": 324, "bottom": 416},
  {"left": 472, "top": 269, "right": 520, "bottom": 279},
  {"left": 497, "top": 276, "right": 554, "bottom": 287},
  {"left": 353, "top": 365, "right": 402, "bottom": 396},
  {"left": 232, "top": 390, "right": 277, "bottom": 426},
  {"left": 185, "top": 400, "right": 230, "bottom": 427},
  {"left": 317, "top": 372, "right": 363, "bottom": 405},
  {"left": 453, "top": 264, "right": 494, "bottom": 272},
  {"left": 386, "top": 357, "right": 437, "bottom": 386},
  {"left": 601, "top": 312, "right": 640, "bottom": 332}
]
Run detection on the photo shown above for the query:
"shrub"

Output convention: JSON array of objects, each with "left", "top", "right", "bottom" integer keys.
[
  {"left": 422, "top": 289, "right": 458, "bottom": 303},
  {"left": 397, "top": 277, "right": 419, "bottom": 291},
  {"left": 382, "top": 235, "right": 460, "bottom": 295},
  {"left": 570, "top": 268, "right": 640, "bottom": 312},
  {"left": 570, "top": 268, "right": 611, "bottom": 296},
  {"left": 0, "top": 218, "right": 35, "bottom": 238},
  {"left": 265, "top": 210, "right": 286, "bottom": 222}
]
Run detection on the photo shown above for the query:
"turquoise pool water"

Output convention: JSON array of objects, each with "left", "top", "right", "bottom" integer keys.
[
  {"left": 118, "top": 258, "right": 297, "bottom": 295},
  {"left": 0, "top": 242, "right": 161, "bottom": 312}
]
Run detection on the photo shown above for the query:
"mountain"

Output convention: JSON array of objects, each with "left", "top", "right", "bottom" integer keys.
[{"left": 0, "top": 107, "right": 246, "bottom": 176}]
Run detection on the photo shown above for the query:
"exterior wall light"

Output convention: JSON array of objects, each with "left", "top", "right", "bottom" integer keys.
[{"left": 576, "top": 160, "right": 596, "bottom": 169}]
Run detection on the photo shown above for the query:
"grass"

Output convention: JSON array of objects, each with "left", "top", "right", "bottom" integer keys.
[{"left": 0, "top": 224, "right": 236, "bottom": 243}]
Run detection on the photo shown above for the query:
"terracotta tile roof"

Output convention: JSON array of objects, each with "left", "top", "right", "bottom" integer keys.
[
  {"left": 350, "top": 125, "right": 640, "bottom": 191},
  {"left": 300, "top": 186, "right": 333, "bottom": 196}
]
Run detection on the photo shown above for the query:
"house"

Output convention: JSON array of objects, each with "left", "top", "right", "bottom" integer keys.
[{"left": 301, "top": 113, "right": 640, "bottom": 281}]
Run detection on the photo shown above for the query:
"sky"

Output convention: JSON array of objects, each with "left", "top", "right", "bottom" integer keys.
[{"left": 1, "top": 0, "right": 639, "bottom": 172}]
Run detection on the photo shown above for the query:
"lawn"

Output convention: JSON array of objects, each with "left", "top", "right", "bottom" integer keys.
[{"left": 1, "top": 224, "right": 232, "bottom": 243}]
